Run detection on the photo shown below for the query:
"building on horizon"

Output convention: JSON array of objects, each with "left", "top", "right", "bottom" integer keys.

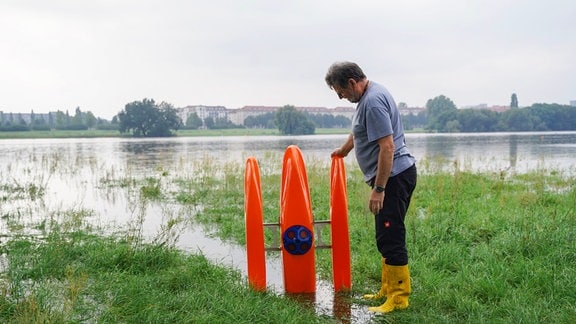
[
  {"left": 177, "top": 105, "right": 227, "bottom": 124},
  {"left": 460, "top": 104, "right": 510, "bottom": 113},
  {"left": 178, "top": 104, "right": 426, "bottom": 127},
  {"left": 0, "top": 111, "right": 55, "bottom": 126}
]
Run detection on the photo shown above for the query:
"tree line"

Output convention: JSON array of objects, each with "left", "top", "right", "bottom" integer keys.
[
  {"left": 244, "top": 109, "right": 351, "bottom": 130},
  {"left": 422, "top": 95, "right": 576, "bottom": 132},
  {"left": 120, "top": 97, "right": 575, "bottom": 137},
  {"left": 0, "top": 108, "right": 115, "bottom": 131},
  {"left": 118, "top": 102, "right": 349, "bottom": 136},
  {"left": 2, "top": 96, "right": 575, "bottom": 136}
]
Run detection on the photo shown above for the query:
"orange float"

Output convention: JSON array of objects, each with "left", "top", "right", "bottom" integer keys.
[
  {"left": 279, "top": 145, "right": 316, "bottom": 293},
  {"left": 244, "top": 157, "right": 266, "bottom": 291},
  {"left": 244, "top": 146, "right": 351, "bottom": 294},
  {"left": 330, "top": 156, "right": 352, "bottom": 292}
]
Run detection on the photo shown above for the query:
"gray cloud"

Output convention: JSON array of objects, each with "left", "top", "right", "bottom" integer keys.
[{"left": 1, "top": 0, "right": 574, "bottom": 119}]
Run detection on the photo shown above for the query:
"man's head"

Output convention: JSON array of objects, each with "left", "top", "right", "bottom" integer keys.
[{"left": 325, "top": 61, "right": 368, "bottom": 103}]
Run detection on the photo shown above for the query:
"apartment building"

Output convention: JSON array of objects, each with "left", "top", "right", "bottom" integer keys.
[{"left": 180, "top": 105, "right": 357, "bottom": 126}]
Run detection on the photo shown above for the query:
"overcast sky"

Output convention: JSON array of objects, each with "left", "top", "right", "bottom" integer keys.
[{"left": 1, "top": 0, "right": 575, "bottom": 119}]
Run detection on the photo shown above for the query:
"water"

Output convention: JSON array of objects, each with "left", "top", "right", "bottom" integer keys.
[
  {"left": 1, "top": 131, "right": 575, "bottom": 322},
  {"left": 408, "top": 132, "right": 576, "bottom": 173}
]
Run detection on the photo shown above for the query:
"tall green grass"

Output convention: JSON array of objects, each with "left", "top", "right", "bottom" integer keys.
[
  {"left": 2, "top": 151, "right": 574, "bottom": 322},
  {"left": 0, "top": 212, "right": 328, "bottom": 323},
  {"left": 0, "top": 155, "right": 331, "bottom": 323},
  {"left": 176, "top": 159, "right": 576, "bottom": 322}
]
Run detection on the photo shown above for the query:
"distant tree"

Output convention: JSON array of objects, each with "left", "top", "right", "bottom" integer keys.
[
  {"left": 54, "top": 111, "right": 68, "bottom": 129},
  {"left": 16, "top": 113, "right": 27, "bottom": 126},
  {"left": 445, "top": 119, "right": 461, "bottom": 132},
  {"left": 73, "top": 107, "right": 83, "bottom": 125},
  {"left": 117, "top": 98, "right": 182, "bottom": 137},
  {"left": 426, "top": 95, "right": 457, "bottom": 132},
  {"left": 31, "top": 112, "right": 51, "bottom": 131},
  {"left": 185, "top": 112, "right": 203, "bottom": 129},
  {"left": 85, "top": 111, "right": 97, "bottom": 129},
  {"left": 275, "top": 105, "right": 315, "bottom": 135},
  {"left": 204, "top": 116, "right": 215, "bottom": 129},
  {"left": 157, "top": 102, "right": 182, "bottom": 133},
  {"left": 500, "top": 108, "right": 534, "bottom": 131},
  {"left": 306, "top": 113, "right": 351, "bottom": 128},
  {"left": 211, "top": 117, "right": 239, "bottom": 129},
  {"left": 402, "top": 111, "right": 427, "bottom": 130},
  {"left": 511, "top": 93, "right": 518, "bottom": 108},
  {"left": 95, "top": 117, "right": 118, "bottom": 130},
  {"left": 456, "top": 109, "right": 499, "bottom": 132},
  {"left": 68, "top": 107, "right": 88, "bottom": 130},
  {"left": 48, "top": 113, "right": 54, "bottom": 129},
  {"left": 0, "top": 113, "right": 29, "bottom": 131},
  {"left": 336, "top": 115, "right": 351, "bottom": 128},
  {"left": 244, "top": 112, "right": 276, "bottom": 128},
  {"left": 528, "top": 103, "right": 576, "bottom": 131}
]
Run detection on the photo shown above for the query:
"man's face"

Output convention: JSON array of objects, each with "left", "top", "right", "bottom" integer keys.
[{"left": 332, "top": 79, "right": 361, "bottom": 103}]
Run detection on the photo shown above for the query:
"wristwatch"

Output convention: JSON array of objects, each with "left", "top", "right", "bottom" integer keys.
[{"left": 375, "top": 185, "right": 385, "bottom": 193}]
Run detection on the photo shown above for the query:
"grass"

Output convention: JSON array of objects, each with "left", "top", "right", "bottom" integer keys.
[
  {"left": 173, "top": 158, "right": 576, "bottom": 323},
  {"left": 0, "top": 215, "right": 328, "bottom": 323},
  {"left": 402, "top": 170, "right": 576, "bottom": 322},
  {"left": 2, "top": 151, "right": 575, "bottom": 322}
]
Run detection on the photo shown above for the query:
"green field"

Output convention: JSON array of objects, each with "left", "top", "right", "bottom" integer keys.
[
  {"left": 1, "top": 150, "right": 574, "bottom": 322},
  {"left": 175, "top": 159, "right": 576, "bottom": 322}
]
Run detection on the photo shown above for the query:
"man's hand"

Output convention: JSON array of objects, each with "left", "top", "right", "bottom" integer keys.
[
  {"left": 369, "top": 190, "right": 385, "bottom": 215},
  {"left": 331, "top": 133, "right": 354, "bottom": 158},
  {"left": 331, "top": 147, "right": 348, "bottom": 157}
]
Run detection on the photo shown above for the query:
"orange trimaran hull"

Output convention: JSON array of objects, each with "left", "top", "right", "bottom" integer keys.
[
  {"left": 244, "top": 157, "right": 266, "bottom": 291},
  {"left": 330, "top": 156, "right": 351, "bottom": 292},
  {"left": 280, "top": 145, "right": 316, "bottom": 293},
  {"left": 244, "top": 146, "right": 351, "bottom": 294}
]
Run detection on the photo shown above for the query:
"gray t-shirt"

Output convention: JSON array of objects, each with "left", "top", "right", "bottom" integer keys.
[{"left": 352, "top": 81, "right": 416, "bottom": 183}]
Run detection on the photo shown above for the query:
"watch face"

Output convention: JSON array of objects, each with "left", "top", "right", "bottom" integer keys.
[{"left": 376, "top": 186, "right": 385, "bottom": 193}]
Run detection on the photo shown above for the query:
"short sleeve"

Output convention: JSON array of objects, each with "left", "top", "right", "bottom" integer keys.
[{"left": 365, "top": 104, "right": 393, "bottom": 143}]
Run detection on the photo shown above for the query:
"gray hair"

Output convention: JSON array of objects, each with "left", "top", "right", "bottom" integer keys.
[{"left": 325, "top": 61, "right": 367, "bottom": 89}]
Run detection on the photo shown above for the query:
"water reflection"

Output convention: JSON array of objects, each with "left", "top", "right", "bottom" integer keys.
[
  {"left": 408, "top": 132, "right": 576, "bottom": 173},
  {"left": 285, "top": 288, "right": 367, "bottom": 323},
  {"left": 178, "top": 224, "right": 369, "bottom": 322},
  {"left": 509, "top": 134, "right": 518, "bottom": 168},
  {"left": 423, "top": 134, "right": 457, "bottom": 159}
]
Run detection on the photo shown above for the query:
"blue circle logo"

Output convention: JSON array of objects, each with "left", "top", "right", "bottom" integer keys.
[{"left": 282, "top": 225, "right": 313, "bottom": 255}]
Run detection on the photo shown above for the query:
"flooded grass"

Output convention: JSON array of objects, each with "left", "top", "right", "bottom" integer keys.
[
  {"left": 0, "top": 223, "right": 326, "bottom": 323},
  {"left": 175, "top": 158, "right": 576, "bottom": 322},
  {"left": 0, "top": 174, "right": 328, "bottom": 323},
  {"left": 1, "top": 146, "right": 575, "bottom": 322}
]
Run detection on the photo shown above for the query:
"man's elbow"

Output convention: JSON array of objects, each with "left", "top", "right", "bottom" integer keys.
[
  {"left": 377, "top": 136, "right": 395, "bottom": 154},
  {"left": 382, "top": 141, "right": 395, "bottom": 154}
]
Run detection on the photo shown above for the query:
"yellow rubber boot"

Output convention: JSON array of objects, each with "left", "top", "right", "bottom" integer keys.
[
  {"left": 363, "top": 258, "right": 388, "bottom": 300},
  {"left": 368, "top": 264, "right": 411, "bottom": 313}
]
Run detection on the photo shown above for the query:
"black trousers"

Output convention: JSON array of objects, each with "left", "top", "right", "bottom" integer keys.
[{"left": 372, "top": 164, "right": 417, "bottom": 266}]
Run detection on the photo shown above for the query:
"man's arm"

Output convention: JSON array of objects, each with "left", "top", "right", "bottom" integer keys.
[
  {"left": 331, "top": 133, "right": 354, "bottom": 157},
  {"left": 369, "top": 135, "right": 394, "bottom": 214}
]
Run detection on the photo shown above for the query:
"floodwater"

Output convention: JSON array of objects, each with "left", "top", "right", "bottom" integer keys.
[{"left": 1, "top": 131, "right": 575, "bottom": 322}]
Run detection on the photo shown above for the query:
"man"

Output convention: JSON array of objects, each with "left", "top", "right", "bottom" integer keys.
[{"left": 326, "top": 61, "right": 417, "bottom": 314}]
